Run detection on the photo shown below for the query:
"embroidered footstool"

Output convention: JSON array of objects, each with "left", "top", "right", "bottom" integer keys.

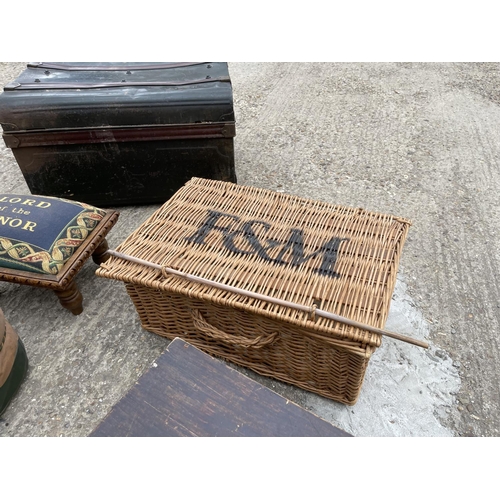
[{"left": 0, "top": 194, "right": 119, "bottom": 315}]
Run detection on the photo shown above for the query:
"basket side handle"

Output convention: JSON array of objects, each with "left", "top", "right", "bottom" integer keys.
[{"left": 190, "top": 309, "right": 279, "bottom": 349}]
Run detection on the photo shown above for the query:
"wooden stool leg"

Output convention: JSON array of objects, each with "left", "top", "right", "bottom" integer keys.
[
  {"left": 54, "top": 280, "right": 83, "bottom": 315},
  {"left": 92, "top": 238, "right": 110, "bottom": 265}
]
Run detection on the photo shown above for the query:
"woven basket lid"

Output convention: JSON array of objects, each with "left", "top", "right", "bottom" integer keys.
[{"left": 97, "top": 178, "right": 411, "bottom": 347}]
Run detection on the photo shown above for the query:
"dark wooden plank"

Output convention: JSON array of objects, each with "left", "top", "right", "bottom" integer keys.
[{"left": 90, "top": 338, "right": 352, "bottom": 437}]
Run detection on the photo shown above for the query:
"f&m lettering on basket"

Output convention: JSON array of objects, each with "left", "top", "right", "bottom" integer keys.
[
  {"left": 186, "top": 209, "right": 349, "bottom": 278},
  {"left": 97, "top": 178, "right": 426, "bottom": 406}
]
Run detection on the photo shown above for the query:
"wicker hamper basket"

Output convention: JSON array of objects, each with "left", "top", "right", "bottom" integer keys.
[{"left": 97, "top": 178, "right": 412, "bottom": 405}]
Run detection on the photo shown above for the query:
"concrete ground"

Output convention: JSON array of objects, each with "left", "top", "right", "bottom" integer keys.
[{"left": 0, "top": 62, "right": 499, "bottom": 437}]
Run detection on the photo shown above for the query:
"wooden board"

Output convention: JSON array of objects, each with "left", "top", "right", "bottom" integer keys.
[{"left": 90, "top": 338, "right": 352, "bottom": 437}]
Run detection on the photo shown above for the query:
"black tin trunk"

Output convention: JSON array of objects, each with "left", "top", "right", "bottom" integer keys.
[{"left": 0, "top": 62, "right": 237, "bottom": 206}]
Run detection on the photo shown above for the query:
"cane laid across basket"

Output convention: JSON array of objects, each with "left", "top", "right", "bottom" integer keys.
[{"left": 96, "top": 178, "right": 413, "bottom": 405}]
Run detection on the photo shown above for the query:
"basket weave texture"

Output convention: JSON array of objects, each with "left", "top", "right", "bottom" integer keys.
[{"left": 97, "top": 178, "right": 411, "bottom": 405}]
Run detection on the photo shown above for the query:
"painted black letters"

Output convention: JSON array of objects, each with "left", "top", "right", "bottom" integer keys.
[{"left": 186, "top": 210, "right": 348, "bottom": 278}]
